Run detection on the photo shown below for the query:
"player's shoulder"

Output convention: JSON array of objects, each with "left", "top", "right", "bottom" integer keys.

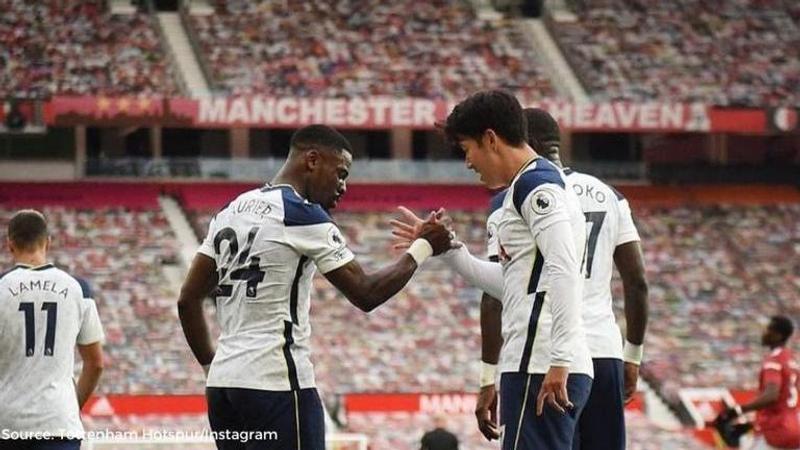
[
  {"left": 70, "top": 275, "right": 94, "bottom": 299},
  {"left": 0, "top": 264, "right": 24, "bottom": 283},
  {"left": 566, "top": 168, "right": 626, "bottom": 201},
  {"left": 211, "top": 187, "right": 261, "bottom": 222},
  {"left": 763, "top": 347, "right": 790, "bottom": 369},
  {"left": 273, "top": 185, "right": 332, "bottom": 227},
  {"left": 511, "top": 158, "right": 566, "bottom": 213},
  {"left": 769, "top": 347, "right": 791, "bottom": 361},
  {"left": 49, "top": 266, "right": 92, "bottom": 299},
  {"left": 488, "top": 189, "right": 508, "bottom": 216}
]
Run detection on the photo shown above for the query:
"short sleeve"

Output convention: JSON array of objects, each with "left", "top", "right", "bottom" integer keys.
[
  {"left": 77, "top": 298, "right": 105, "bottom": 345},
  {"left": 762, "top": 358, "right": 783, "bottom": 385},
  {"left": 285, "top": 222, "right": 355, "bottom": 274},
  {"left": 197, "top": 215, "right": 217, "bottom": 258},
  {"left": 616, "top": 199, "right": 640, "bottom": 246}
]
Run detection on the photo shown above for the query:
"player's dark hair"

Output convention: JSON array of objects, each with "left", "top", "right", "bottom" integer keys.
[
  {"left": 444, "top": 90, "right": 527, "bottom": 147},
  {"left": 523, "top": 107, "right": 561, "bottom": 152},
  {"left": 770, "top": 315, "right": 794, "bottom": 343},
  {"left": 290, "top": 124, "right": 353, "bottom": 155},
  {"left": 7, "top": 209, "right": 48, "bottom": 251}
]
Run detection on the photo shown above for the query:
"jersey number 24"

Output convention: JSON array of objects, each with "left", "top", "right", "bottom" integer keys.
[{"left": 213, "top": 226, "right": 266, "bottom": 298}]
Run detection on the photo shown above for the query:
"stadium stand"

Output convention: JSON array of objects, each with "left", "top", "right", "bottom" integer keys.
[
  {"left": 552, "top": 0, "right": 800, "bottom": 106},
  {"left": 0, "top": 0, "right": 178, "bottom": 98},
  {"left": 187, "top": 0, "right": 555, "bottom": 100},
  {"left": 633, "top": 204, "right": 800, "bottom": 404}
]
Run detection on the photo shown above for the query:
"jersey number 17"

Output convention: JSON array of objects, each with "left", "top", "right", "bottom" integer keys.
[{"left": 582, "top": 211, "right": 606, "bottom": 279}]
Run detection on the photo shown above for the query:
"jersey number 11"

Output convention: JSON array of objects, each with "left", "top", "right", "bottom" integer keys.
[{"left": 18, "top": 302, "right": 58, "bottom": 357}]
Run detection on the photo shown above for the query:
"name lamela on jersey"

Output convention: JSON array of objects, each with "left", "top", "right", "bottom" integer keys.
[{"left": 7, "top": 279, "right": 70, "bottom": 298}]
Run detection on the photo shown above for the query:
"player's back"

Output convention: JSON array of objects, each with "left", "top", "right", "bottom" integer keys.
[
  {"left": 199, "top": 184, "right": 353, "bottom": 392},
  {"left": 0, "top": 263, "right": 98, "bottom": 434},
  {"left": 564, "top": 169, "right": 640, "bottom": 359}
]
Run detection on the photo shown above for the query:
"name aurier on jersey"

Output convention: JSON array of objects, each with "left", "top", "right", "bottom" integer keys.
[{"left": 7, "top": 280, "right": 69, "bottom": 298}]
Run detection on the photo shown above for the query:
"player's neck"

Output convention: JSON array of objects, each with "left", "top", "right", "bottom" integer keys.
[
  {"left": 14, "top": 252, "right": 47, "bottom": 267},
  {"left": 504, "top": 145, "right": 540, "bottom": 183},
  {"left": 270, "top": 170, "right": 307, "bottom": 200}
]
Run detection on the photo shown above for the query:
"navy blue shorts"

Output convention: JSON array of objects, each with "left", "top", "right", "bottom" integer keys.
[
  {"left": 0, "top": 439, "right": 80, "bottom": 450},
  {"left": 500, "top": 372, "right": 592, "bottom": 450},
  {"left": 573, "top": 358, "right": 625, "bottom": 450},
  {"left": 206, "top": 387, "right": 324, "bottom": 450}
]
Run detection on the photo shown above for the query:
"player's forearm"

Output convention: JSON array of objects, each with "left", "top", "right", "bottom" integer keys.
[
  {"left": 622, "top": 279, "right": 648, "bottom": 345},
  {"left": 178, "top": 254, "right": 218, "bottom": 365},
  {"left": 76, "top": 364, "right": 103, "bottom": 409},
  {"left": 440, "top": 246, "right": 504, "bottom": 299},
  {"left": 616, "top": 242, "right": 649, "bottom": 345},
  {"left": 538, "top": 222, "right": 582, "bottom": 366},
  {"left": 741, "top": 385, "right": 780, "bottom": 413},
  {"left": 547, "top": 262, "right": 582, "bottom": 365},
  {"left": 480, "top": 293, "right": 503, "bottom": 364},
  {"left": 177, "top": 297, "right": 215, "bottom": 365},
  {"left": 349, "top": 255, "right": 419, "bottom": 312}
]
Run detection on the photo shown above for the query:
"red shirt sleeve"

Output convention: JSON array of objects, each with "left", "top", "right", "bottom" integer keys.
[{"left": 762, "top": 359, "right": 783, "bottom": 386}]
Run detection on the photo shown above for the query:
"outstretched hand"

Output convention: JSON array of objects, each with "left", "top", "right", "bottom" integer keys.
[{"left": 390, "top": 206, "right": 458, "bottom": 252}]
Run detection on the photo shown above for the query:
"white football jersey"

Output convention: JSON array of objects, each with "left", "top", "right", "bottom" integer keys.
[
  {"left": 494, "top": 158, "right": 593, "bottom": 376},
  {"left": 0, "top": 264, "right": 104, "bottom": 436},
  {"left": 198, "top": 184, "right": 355, "bottom": 391},
  {"left": 565, "top": 169, "right": 640, "bottom": 359}
]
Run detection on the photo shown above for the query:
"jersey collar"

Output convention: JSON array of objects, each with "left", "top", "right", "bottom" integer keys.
[
  {"left": 13, "top": 263, "right": 55, "bottom": 271},
  {"left": 510, "top": 156, "right": 540, "bottom": 184},
  {"left": 264, "top": 183, "right": 303, "bottom": 197}
]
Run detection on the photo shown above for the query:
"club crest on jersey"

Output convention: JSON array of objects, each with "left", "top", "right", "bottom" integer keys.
[
  {"left": 531, "top": 190, "right": 556, "bottom": 215},
  {"left": 327, "top": 226, "right": 345, "bottom": 249}
]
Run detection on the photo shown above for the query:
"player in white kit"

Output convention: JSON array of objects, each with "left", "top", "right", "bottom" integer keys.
[
  {"left": 0, "top": 210, "right": 105, "bottom": 450},
  {"left": 394, "top": 91, "right": 594, "bottom": 449},
  {"left": 480, "top": 109, "right": 649, "bottom": 449},
  {"left": 397, "top": 109, "right": 649, "bottom": 448},
  {"left": 177, "top": 125, "right": 451, "bottom": 450}
]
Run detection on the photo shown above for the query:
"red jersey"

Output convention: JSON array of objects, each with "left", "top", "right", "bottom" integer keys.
[{"left": 756, "top": 347, "right": 800, "bottom": 448}]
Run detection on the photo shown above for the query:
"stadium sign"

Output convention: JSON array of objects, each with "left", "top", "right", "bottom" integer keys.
[
  {"left": 532, "top": 101, "right": 707, "bottom": 131},
  {"left": 344, "top": 393, "right": 477, "bottom": 414},
  {"left": 195, "top": 97, "right": 447, "bottom": 128},
  {"left": 49, "top": 96, "right": 779, "bottom": 133}
]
